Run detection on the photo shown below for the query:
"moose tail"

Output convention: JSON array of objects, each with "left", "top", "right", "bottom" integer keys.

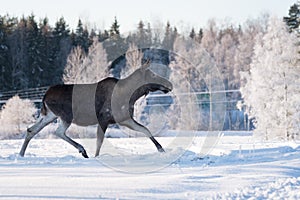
[{"left": 40, "top": 97, "right": 48, "bottom": 116}]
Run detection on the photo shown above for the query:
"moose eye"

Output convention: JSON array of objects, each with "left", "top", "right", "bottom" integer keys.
[{"left": 151, "top": 72, "right": 157, "bottom": 77}]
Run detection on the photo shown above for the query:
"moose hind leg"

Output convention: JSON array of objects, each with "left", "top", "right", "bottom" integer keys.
[
  {"left": 119, "top": 119, "right": 165, "bottom": 152},
  {"left": 95, "top": 124, "right": 107, "bottom": 157},
  {"left": 54, "top": 120, "right": 89, "bottom": 158},
  {"left": 19, "top": 112, "right": 57, "bottom": 157}
]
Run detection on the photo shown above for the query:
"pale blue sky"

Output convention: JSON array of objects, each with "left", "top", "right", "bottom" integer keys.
[{"left": 0, "top": 0, "right": 296, "bottom": 32}]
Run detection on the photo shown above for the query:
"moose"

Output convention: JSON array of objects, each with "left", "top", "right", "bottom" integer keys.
[{"left": 19, "top": 61, "right": 173, "bottom": 158}]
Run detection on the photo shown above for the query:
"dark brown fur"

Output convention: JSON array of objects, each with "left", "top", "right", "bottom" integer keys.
[{"left": 20, "top": 66, "right": 173, "bottom": 158}]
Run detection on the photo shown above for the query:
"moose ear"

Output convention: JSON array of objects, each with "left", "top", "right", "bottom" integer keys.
[{"left": 141, "top": 59, "right": 151, "bottom": 70}]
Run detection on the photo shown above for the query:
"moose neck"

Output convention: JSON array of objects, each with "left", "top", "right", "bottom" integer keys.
[
  {"left": 129, "top": 85, "right": 150, "bottom": 105},
  {"left": 119, "top": 69, "right": 150, "bottom": 105}
]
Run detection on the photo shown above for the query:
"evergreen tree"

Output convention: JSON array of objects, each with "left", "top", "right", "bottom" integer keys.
[
  {"left": 38, "top": 17, "right": 55, "bottom": 86},
  {"left": 137, "top": 20, "right": 146, "bottom": 47},
  {"left": 0, "top": 15, "right": 16, "bottom": 91},
  {"left": 25, "top": 14, "right": 42, "bottom": 88},
  {"left": 8, "top": 17, "right": 29, "bottom": 90},
  {"left": 52, "top": 17, "right": 72, "bottom": 84},
  {"left": 74, "top": 19, "right": 90, "bottom": 52},
  {"left": 98, "top": 30, "right": 109, "bottom": 42},
  {"left": 152, "top": 28, "right": 161, "bottom": 47},
  {"left": 89, "top": 28, "right": 97, "bottom": 41},
  {"left": 145, "top": 22, "right": 152, "bottom": 47},
  {"left": 54, "top": 17, "right": 70, "bottom": 38},
  {"left": 189, "top": 27, "right": 196, "bottom": 39},
  {"left": 130, "top": 20, "right": 152, "bottom": 48},
  {"left": 162, "top": 21, "right": 174, "bottom": 50},
  {"left": 284, "top": 2, "right": 300, "bottom": 34},
  {"left": 109, "top": 17, "right": 120, "bottom": 37},
  {"left": 104, "top": 17, "right": 127, "bottom": 63},
  {"left": 197, "top": 28, "right": 203, "bottom": 43}
]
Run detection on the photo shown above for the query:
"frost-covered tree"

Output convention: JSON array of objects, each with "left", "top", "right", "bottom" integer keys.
[
  {"left": 200, "top": 19, "right": 218, "bottom": 57},
  {"left": 62, "top": 46, "right": 86, "bottom": 84},
  {"left": 241, "top": 16, "right": 300, "bottom": 140},
  {"left": 162, "top": 21, "right": 177, "bottom": 50},
  {"left": 122, "top": 43, "right": 143, "bottom": 78},
  {"left": 214, "top": 27, "right": 238, "bottom": 90},
  {"left": 135, "top": 20, "right": 152, "bottom": 47},
  {"left": 234, "top": 18, "right": 267, "bottom": 88},
  {"left": 200, "top": 20, "right": 239, "bottom": 90},
  {"left": 81, "top": 37, "right": 109, "bottom": 82},
  {"left": 167, "top": 36, "right": 204, "bottom": 130},
  {"left": 174, "top": 36, "right": 226, "bottom": 131},
  {"left": 168, "top": 61, "right": 200, "bottom": 131},
  {"left": 0, "top": 95, "right": 36, "bottom": 134},
  {"left": 63, "top": 37, "right": 109, "bottom": 84}
]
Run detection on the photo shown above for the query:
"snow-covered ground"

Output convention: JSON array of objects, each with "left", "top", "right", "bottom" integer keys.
[{"left": 0, "top": 132, "right": 300, "bottom": 199}]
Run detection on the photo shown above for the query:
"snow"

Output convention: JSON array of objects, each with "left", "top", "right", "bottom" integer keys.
[{"left": 0, "top": 132, "right": 300, "bottom": 199}]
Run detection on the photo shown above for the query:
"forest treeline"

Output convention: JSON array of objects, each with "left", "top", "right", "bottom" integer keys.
[{"left": 0, "top": 2, "right": 299, "bottom": 92}]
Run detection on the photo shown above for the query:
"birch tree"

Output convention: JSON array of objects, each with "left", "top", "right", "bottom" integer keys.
[
  {"left": 121, "top": 43, "right": 143, "bottom": 78},
  {"left": 167, "top": 36, "right": 203, "bottom": 131},
  {"left": 62, "top": 46, "right": 86, "bottom": 84},
  {"left": 63, "top": 37, "right": 109, "bottom": 84},
  {"left": 241, "top": 16, "right": 300, "bottom": 140}
]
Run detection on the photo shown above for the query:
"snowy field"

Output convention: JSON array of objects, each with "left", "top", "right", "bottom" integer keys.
[{"left": 0, "top": 132, "right": 300, "bottom": 199}]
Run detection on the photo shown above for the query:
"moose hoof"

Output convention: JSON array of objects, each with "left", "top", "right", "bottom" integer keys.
[
  {"left": 79, "top": 149, "right": 89, "bottom": 158},
  {"left": 158, "top": 147, "right": 165, "bottom": 153},
  {"left": 82, "top": 152, "right": 89, "bottom": 158}
]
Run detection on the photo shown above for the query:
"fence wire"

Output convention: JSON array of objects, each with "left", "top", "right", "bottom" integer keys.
[{"left": 0, "top": 87, "right": 250, "bottom": 131}]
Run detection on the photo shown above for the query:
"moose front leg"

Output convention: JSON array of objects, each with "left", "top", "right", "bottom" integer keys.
[
  {"left": 149, "top": 136, "right": 165, "bottom": 152},
  {"left": 119, "top": 118, "right": 165, "bottom": 152},
  {"left": 20, "top": 112, "right": 57, "bottom": 157}
]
